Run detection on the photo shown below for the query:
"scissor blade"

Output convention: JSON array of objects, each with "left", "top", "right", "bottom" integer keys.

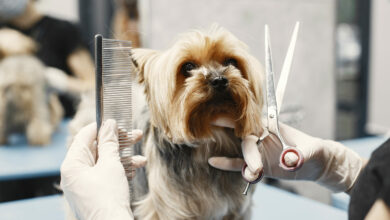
[
  {"left": 265, "top": 25, "right": 277, "bottom": 109},
  {"left": 276, "top": 22, "right": 300, "bottom": 114},
  {"left": 265, "top": 25, "right": 278, "bottom": 132}
]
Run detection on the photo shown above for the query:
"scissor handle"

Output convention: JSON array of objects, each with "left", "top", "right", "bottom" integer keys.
[
  {"left": 279, "top": 147, "right": 304, "bottom": 171},
  {"left": 241, "top": 163, "right": 263, "bottom": 184}
]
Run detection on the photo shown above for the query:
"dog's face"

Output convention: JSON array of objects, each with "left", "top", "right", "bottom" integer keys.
[{"left": 133, "top": 26, "right": 264, "bottom": 143}]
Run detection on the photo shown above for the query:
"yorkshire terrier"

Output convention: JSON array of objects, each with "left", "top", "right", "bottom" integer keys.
[
  {"left": 0, "top": 55, "right": 63, "bottom": 146},
  {"left": 132, "top": 26, "right": 264, "bottom": 219}
]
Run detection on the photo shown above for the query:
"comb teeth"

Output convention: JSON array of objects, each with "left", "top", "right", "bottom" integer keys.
[{"left": 95, "top": 35, "right": 135, "bottom": 202}]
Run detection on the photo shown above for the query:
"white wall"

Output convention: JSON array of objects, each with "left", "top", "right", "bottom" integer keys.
[
  {"left": 367, "top": 0, "right": 390, "bottom": 135},
  {"left": 140, "top": 0, "right": 336, "bottom": 139},
  {"left": 35, "top": 0, "right": 79, "bottom": 22}
]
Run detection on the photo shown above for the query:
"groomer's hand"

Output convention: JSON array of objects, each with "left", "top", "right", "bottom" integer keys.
[
  {"left": 45, "top": 67, "right": 91, "bottom": 94},
  {"left": 61, "top": 119, "right": 146, "bottom": 220},
  {"left": 209, "top": 117, "right": 366, "bottom": 192}
]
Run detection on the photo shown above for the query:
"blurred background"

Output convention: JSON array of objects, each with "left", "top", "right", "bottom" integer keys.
[
  {"left": 33, "top": 0, "right": 388, "bottom": 139},
  {"left": 0, "top": 0, "right": 389, "bottom": 219}
]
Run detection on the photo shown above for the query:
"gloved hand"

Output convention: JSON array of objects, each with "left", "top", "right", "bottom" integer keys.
[
  {"left": 209, "top": 117, "right": 366, "bottom": 192},
  {"left": 45, "top": 67, "right": 70, "bottom": 93},
  {"left": 61, "top": 119, "right": 146, "bottom": 220}
]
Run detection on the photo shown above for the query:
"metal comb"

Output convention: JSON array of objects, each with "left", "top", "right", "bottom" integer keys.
[{"left": 95, "top": 34, "right": 135, "bottom": 203}]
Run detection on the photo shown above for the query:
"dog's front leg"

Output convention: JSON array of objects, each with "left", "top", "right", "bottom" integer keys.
[
  {"left": 27, "top": 117, "right": 53, "bottom": 146},
  {"left": 27, "top": 93, "right": 53, "bottom": 146}
]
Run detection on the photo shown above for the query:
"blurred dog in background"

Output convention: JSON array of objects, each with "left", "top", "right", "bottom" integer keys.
[{"left": 0, "top": 55, "right": 63, "bottom": 146}]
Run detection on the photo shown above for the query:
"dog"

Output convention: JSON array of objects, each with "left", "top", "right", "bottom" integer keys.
[
  {"left": 131, "top": 25, "right": 264, "bottom": 220},
  {"left": 0, "top": 55, "right": 63, "bottom": 146}
]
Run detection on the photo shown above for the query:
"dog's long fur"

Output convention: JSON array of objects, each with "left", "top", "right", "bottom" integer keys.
[
  {"left": 0, "top": 55, "right": 63, "bottom": 145},
  {"left": 65, "top": 26, "right": 264, "bottom": 220},
  {"left": 132, "top": 26, "right": 264, "bottom": 220}
]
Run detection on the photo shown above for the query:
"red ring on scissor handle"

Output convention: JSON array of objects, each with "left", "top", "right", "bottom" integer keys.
[
  {"left": 241, "top": 163, "right": 264, "bottom": 184},
  {"left": 279, "top": 147, "right": 304, "bottom": 171}
]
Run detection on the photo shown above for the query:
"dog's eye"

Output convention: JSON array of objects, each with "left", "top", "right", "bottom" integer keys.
[
  {"left": 181, "top": 62, "right": 196, "bottom": 77},
  {"left": 223, "top": 58, "right": 238, "bottom": 68}
]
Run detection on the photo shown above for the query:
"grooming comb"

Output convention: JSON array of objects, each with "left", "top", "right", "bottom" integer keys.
[{"left": 95, "top": 34, "right": 135, "bottom": 203}]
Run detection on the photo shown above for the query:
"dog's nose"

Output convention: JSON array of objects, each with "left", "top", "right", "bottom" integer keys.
[{"left": 210, "top": 76, "right": 229, "bottom": 91}]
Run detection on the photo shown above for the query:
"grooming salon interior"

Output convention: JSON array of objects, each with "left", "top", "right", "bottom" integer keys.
[{"left": 0, "top": 0, "right": 389, "bottom": 219}]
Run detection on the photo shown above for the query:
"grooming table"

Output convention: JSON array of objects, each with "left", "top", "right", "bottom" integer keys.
[
  {"left": 341, "top": 136, "right": 387, "bottom": 158},
  {"left": 253, "top": 183, "right": 347, "bottom": 219},
  {"left": 0, "top": 194, "right": 65, "bottom": 220},
  {"left": 0, "top": 120, "right": 69, "bottom": 181},
  {"left": 331, "top": 136, "right": 388, "bottom": 211},
  {"left": 0, "top": 183, "right": 347, "bottom": 220}
]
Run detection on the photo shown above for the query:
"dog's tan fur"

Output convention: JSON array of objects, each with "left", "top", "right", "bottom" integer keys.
[
  {"left": 132, "top": 26, "right": 264, "bottom": 220},
  {"left": 0, "top": 55, "right": 63, "bottom": 146}
]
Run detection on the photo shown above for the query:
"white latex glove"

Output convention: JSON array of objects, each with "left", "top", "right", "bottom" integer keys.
[
  {"left": 209, "top": 117, "right": 365, "bottom": 192},
  {"left": 61, "top": 119, "right": 146, "bottom": 220}
]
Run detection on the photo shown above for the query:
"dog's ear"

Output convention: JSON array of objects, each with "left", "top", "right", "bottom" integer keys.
[{"left": 131, "top": 48, "right": 159, "bottom": 84}]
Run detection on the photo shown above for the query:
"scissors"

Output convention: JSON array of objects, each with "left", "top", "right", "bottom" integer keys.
[{"left": 242, "top": 22, "right": 304, "bottom": 195}]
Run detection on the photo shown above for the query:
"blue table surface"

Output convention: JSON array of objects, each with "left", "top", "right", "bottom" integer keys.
[
  {"left": 0, "top": 183, "right": 347, "bottom": 220},
  {"left": 0, "top": 120, "right": 69, "bottom": 181},
  {"left": 341, "top": 136, "right": 388, "bottom": 158},
  {"left": 252, "top": 183, "right": 347, "bottom": 219},
  {"left": 0, "top": 194, "right": 65, "bottom": 220}
]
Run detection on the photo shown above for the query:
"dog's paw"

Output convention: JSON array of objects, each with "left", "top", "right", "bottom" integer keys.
[
  {"left": 27, "top": 120, "right": 53, "bottom": 146},
  {"left": 0, "top": 125, "right": 7, "bottom": 145},
  {"left": 0, "top": 135, "right": 7, "bottom": 145}
]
